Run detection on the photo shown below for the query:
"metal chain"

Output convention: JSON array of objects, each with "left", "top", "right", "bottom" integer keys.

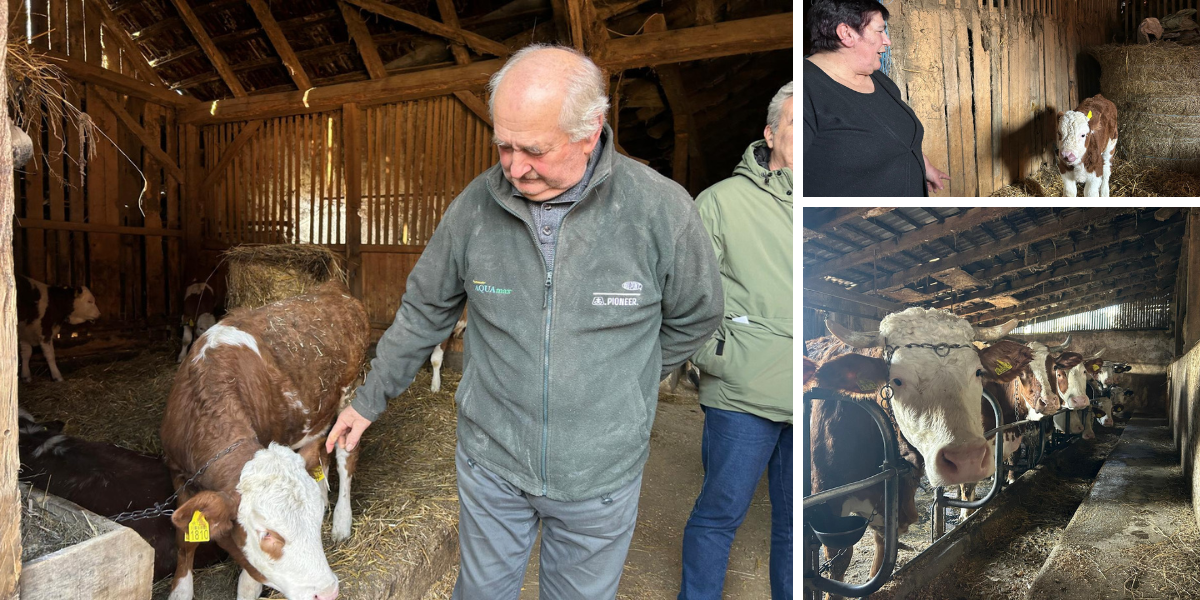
[
  {"left": 109, "top": 439, "right": 249, "bottom": 523},
  {"left": 884, "top": 342, "right": 974, "bottom": 364}
]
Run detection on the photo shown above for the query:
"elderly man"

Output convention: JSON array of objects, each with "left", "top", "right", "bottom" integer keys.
[
  {"left": 678, "top": 82, "right": 793, "bottom": 600},
  {"left": 327, "top": 45, "right": 723, "bottom": 599}
]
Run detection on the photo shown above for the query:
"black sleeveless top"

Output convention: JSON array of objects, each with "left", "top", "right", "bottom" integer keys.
[{"left": 803, "top": 60, "right": 927, "bottom": 197}]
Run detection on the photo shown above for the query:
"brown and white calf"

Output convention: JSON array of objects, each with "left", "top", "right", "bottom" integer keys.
[
  {"left": 1056, "top": 94, "right": 1118, "bottom": 197},
  {"left": 430, "top": 306, "right": 468, "bottom": 393},
  {"left": 1052, "top": 350, "right": 1104, "bottom": 440},
  {"left": 17, "top": 410, "right": 225, "bottom": 581},
  {"left": 178, "top": 280, "right": 220, "bottom": 363},
  {"left": 16, "top": 276, "right": 101, "bottom": 382},
  {"left": 161, "top": 281, "right": 369, "bottom": 600}
]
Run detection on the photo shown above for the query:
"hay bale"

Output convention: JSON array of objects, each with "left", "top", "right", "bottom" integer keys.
[
  {"left": 223, "top": 244, "right": 346, "bottom": 309},
  {"left": 989, "top": 158, "right": 1200, "bottom": 196},
  {"left": 1087, "top": 42, "right": 1200, "bottom": 175}
]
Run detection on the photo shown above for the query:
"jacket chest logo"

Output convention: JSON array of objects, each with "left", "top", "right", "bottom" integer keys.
[
  {"left": 473, "top": 281, "right": 513, "bottom": 295},
  {"left": 593, "top": 282, "right": 642, "bottom": 307}
]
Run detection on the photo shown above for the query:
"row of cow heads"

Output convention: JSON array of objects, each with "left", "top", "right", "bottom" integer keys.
[{"left": 822, "top": 307, "right": 1020, "bottom": 489}]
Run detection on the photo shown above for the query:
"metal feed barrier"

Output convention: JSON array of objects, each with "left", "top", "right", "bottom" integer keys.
[
  {"left": 804, "top": 387, "right": 1095, "bottom": 598},
  {"left": 802, "top": 387, "right": 905, "bottom": 599}
]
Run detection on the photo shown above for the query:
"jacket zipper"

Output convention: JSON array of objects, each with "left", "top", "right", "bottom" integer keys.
[{"left": 489, "top": 171, "right": 610, "bottom": 495}]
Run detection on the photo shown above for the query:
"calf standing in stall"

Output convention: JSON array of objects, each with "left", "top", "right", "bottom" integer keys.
[
  {"left": 161, "top": 281, "right": 368, "bottom": 600},
  {"left": 16, "top": 276, "right": 101, "bottom": 382},
  {"left": 178, "top": 280, "right": 220, "bottom": 363},
  {"left": 1056, "top": 94, "right": 1118, "bottom": 197}
]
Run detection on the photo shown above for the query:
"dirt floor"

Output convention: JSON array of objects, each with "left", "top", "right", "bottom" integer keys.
[
  {"left": 825, "top": 423, "right": 1123, "bottom": 599},
  {"left": 21, "top": 344, "right": 777, "bottom": 599}
]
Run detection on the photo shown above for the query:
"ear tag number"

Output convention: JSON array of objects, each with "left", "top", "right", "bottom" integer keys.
[
  {"left": 995, "top": 360, "right": 1012, "bottom": 375},
  {"left": 186, "top": 510, "right": 210, "bottom": 543},
  {"left": 312, "top": 465, "right": 326, "bottom": 482}
]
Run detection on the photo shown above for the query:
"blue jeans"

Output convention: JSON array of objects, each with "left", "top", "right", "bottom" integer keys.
[{"left": 679, "top": 406, "right": 792, "bottom": 600}]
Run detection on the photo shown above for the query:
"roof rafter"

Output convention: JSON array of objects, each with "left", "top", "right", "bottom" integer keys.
[
  {"left": 246, "top": 0, "right": 313, "bottom": 90},
  {"left": 168, "top": 0, "right": 247, "bottom": 97},
  {"left": 87, "top": 0, "right": 166, "bottom": 87},
  {"left": 972, "top": 264, "right": 1172, "bottom": 324},
  {"left": 343, "top": 0, "right": 511, "bottom": 58}
]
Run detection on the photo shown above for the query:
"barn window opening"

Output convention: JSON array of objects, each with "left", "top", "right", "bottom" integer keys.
[{"left": 1010, "top": 294, "right": 1171, "bottom": 334}]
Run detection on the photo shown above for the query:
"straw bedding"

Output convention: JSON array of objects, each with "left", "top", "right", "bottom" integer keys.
[
  {"left": 223, "top": 244, "right": 347, "bottom": 310},
  {"left": 1087, "top": 42, "right": 1200, "bottom": 175},
  {"left": 18, "top": 345, "right": 459, "bottom": 600},
  {"left": 990, "top": 157, "right": 1200, "bottom": 196}
]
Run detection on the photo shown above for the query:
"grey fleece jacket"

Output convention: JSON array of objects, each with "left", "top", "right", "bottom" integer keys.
[{"left": 351, "top": 125, "right": 724, "bottom": 501}]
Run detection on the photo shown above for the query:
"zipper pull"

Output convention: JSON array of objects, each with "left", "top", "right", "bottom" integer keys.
[{"left": 543, "top": 271, "right": 552, "bottom": 308}]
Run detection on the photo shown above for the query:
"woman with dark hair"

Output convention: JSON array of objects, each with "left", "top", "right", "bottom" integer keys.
[{"left": 804, "top": 0, "right": 950, "bottom": 196}]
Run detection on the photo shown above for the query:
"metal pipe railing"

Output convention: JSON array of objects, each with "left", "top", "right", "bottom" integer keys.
[{"left": 802, "top": 388, "right": 902, "bottom": 599}]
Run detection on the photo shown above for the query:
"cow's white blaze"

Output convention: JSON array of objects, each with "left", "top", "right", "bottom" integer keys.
[
  {"left": 1060, "top": 362, "right": 1091, "bottom": 409},
  {"left": 236, "top": 444, "right": 339, "bottom": 600},
  {"left": 1057, "top": 111, "right": 1091, "bottom": 165},
  {"left": 829, "top": 308, "right": 1007, "bottom": 487}
]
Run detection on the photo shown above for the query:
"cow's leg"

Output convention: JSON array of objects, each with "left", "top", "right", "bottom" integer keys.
[
  {"left": 332, "top": 442, "right": 359, "bottom": 542},
  {"left": 237, "top": 569, "right": 263, "bottom": 600},
  {"left": 824, "top": 543, "right": 855, "bottom": 600},
  {"left": 39, "top": 341, "right": 63, "bottom": 382},
  {"left": 168, "top": 533, "right": 198, "bottom": 600},
  {"left": 19, "top": 342, "right": 32, "bottom": 383},
  {"left": 1061, "top": 173, "right": 1078, "bottom": 197},
  {"left": 430, "top": 343, "right": 444, "bottom": 393},
  {"left": 1083, "top": 175, "right": 1101, "bottom": 197},
  {"left": 868, "top": 528, "right": 886, "bottom": 578},
  {"left": 959, "top": 483, "right": 976, "bottom": 519},
  {"left": 178, "top": 324, "right": 193, "bottom": 363}
]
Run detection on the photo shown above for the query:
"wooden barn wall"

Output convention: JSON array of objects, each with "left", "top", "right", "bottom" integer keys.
[
  {"left": 885, "top": 0, "right": 1120, "bottom": 196},
  {"left": 199, "top": 96, "right": 497, "bottom": 329},
  {"left": 12, "top": 0, "right": 184, "bottom": 339}
]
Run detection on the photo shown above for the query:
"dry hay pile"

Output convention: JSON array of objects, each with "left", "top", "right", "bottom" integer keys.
[
  {"left": 1088, "top": 42, "right": 1200, "bottom": 175},
  {"left": 20, "top": 345, "right": 460, "bottom": 600},
  {"left": 6, "top": 39, "right": 97, "bottom": 164},
  {"left": 224, "top": 244, "right": 346, "bottom": 309},
  {"left": 990, "top": 157, "right": 1200, "bottom": 196}
]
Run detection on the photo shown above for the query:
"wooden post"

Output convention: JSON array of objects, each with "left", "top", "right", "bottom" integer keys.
[
  {"left": 182, "top": 124, "right": 202, "bottom": 282},
  {"left": 343, "top": 103, "right": 362, "bottom": 299},
  {"left": 0, "top": 0, "right": 24, "bottom": 594}
]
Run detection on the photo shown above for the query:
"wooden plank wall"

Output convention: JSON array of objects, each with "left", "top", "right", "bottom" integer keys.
[
  {"left": 199, "top": 97, "right": 497, "bottom": 328},
  {"left": 13, "top": 0, "right": 184, "bottom": 335},
  {"left": 887, "top": 0, "right": 1121, "bottom": 196},
  {"left": 1124, "top": 0, "right": 1200, "bottom": 43}
]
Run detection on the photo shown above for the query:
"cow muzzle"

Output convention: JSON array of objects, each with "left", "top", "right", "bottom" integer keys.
[
  {"left": 934, "top": 441, "right": 994, "bottom": 485},
  {"left": 1062, "top": 151, "right": 1079, "bottom": 164},
  {"left": 1067, "top": 395, "right": 1090, "bottom": 410}
]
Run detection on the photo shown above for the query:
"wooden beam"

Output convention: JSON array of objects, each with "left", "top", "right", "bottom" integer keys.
[
  {"left": 940, "top": 241, "right": 1161, "bottom": 312},
  {"left": 44, "top": 52, "right": 195, "bottom": 107},
  {"left": 596, "top": 0, "right": 656, "bottom": 20},
  {"left": 643, "top": 13, "right": 702, "bottom": 187},
  {"left": 854, "top": 208, "right": 1135, "bottom": 295},
  {"left": 246, "top": 0, "right": 313, "bottom": 90},
  {"left": 809, "top": 208, "right": 1020, "bottom": 280},
  {"left": 168, "top": 0, "right": 247, "bottom": 97},
  {"left": 432, "top": 0, "right": 493, "bottom": 127},
  {"left": 972, "top": 267, "right": 1166, "bottom": 323},
  {"left": 14, "top": 218, "right": 183, "bottom": 237},
  {"left": 180, "top": 13, "right": 789, "bottom": 124},
  {"left": 987, "top": 283, "right": 1173, "bottom": 327},
  {"left": 803, "top": 279, "right": 905, "bottom": 312},
  {"left": 199, "top": 121, "right": 263, "bottom": 189},
  {"left": 596, "top": 13, "right": 792, "bottom": 71},
  {"left": 338, "top": 1, "right": 387, "bottom": 79},
  {"left": 0, "top": 1, "right": 22, "bottom": 592},
  {"left": 804, "top": 207, "right": 891, "bottom": 240},
  {"left": 962, "top": 258, "right": 1161, "bottom": 319},
  {"left": 343, "top": 0, "right": 511, "bottom": 58},
  {"left": 565, "top": 0, "right": 586, "bottom": 50},
  {"left": 92, "top": 89, "right": 186, "bottom": 184},
  {"left": 87, "top": 0, "right": 166, "bottom": 86}
]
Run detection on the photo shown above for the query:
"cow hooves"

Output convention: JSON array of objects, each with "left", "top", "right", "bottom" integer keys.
[
  {"left": 20, "top": 376, "right": 30, "bottom": 384},
  {"left": 51, "top": 375, "right": 63, "bottom": 383},
  {"left": 332, "top": 509, "right": 352, "bottom": 542}
]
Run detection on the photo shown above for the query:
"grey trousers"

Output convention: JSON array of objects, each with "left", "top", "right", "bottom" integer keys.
[{"left": 451, "top": 443, "right": 643, "bottom": 600}]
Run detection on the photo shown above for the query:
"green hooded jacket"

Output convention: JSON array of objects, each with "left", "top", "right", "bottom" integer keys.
[
  {"left": 690, "top": 140, "right": 793, "bottom": 423},
  {"left": 350, "top": 126, "right": 724, "bottom": 501}
]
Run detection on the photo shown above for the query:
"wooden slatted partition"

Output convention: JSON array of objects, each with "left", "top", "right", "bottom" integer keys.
[{"left": 884, "top": 0, "right": 1122, "bottom": 195}]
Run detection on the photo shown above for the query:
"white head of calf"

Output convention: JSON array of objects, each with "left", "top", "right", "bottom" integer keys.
[
  {"left": 69, "top": 286, "right": 101, "bottom": 324},
  {"left": 1057, "top": 111, "right": 1092, "bottom": 166},
  {"left": 827, "top": 308, "right": 1018, "bottom": 487},
  {"left": 173, "top": 444, "right": 338, "bottom": 600},
  {"left": 1056, "top": 350, "right": 1101, "bottom": 410}
]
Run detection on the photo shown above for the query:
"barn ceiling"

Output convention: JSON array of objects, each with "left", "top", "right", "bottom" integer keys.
[
  {"left": 802, "top": 207, "right": 1185, "bottom": 328},
  {"left": 98, "top": 0, "right": 793, "bottom": 190}
]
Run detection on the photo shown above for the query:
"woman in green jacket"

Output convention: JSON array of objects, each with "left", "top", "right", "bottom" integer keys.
[{"left": 679, "top": 82, "right": 793, "bottom": 600}]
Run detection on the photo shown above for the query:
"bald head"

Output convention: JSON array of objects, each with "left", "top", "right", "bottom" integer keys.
[{"left": 488, "top": 45, "right": 609, "bottom": 142}]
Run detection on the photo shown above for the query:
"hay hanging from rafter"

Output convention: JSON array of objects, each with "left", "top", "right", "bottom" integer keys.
[{"left": 6, "top": 37, "right": 97, "bottom": 170}]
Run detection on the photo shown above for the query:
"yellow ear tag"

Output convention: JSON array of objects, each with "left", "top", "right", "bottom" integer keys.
[
  {"left": 857, "top": 378, "right": 879, "bottom": 392},
  {"left": 1093, "top": 364, "right": 1100, "bottom": 371},
  {"left": 1086, "top": 110, "right": 1093, "bottom": 120},
  {"left": 995, "top": 360, "right": 1012, "bottom": 375},
  {"left": 312, "top": 465, "right": 325, "bottom": 482},
  {"left": 186, "top": 510, "right": 210, "bottom": 543}
]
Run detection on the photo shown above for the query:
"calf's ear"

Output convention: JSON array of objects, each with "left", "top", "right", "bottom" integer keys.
[
  {"left": 813, "top": 353, "right": 889, "bottom": 395},
  {"left": 172, "top": 490, "right": 238, "bottom": 542}
]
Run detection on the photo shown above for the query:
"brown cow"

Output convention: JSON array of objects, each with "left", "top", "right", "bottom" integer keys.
[
  {"left": 16, "top": 276, "right": 101, "bottom": 382},
  {"left": 161, "top": 281, "right": 368, "bottom": 600}
]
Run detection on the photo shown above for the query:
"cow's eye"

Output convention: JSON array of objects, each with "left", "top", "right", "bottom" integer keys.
[
  {"left": 892, "top": 378, "right": 902, "bottom": 386},
  {"left": 976, "top": 369, "right": 984, "bottom": 377}
]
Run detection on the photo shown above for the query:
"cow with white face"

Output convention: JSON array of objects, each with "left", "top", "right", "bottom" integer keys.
[
  {"left": 1052, "top": 349, "right": 1104, "bottom": 440},
  {"left": 1056, "top": 94, "right": 1118, "bottom": 197},
  {"left": 826, "top": 307, "right": 1018, "bottom": 487}
]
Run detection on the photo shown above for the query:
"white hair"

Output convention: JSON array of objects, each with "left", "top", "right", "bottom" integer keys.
[
  {"left": 767, "top": 81, "right": 794, "bottom": 133},
  {"left": 487, "top": 44, "right": 610, "bottom": 142}
]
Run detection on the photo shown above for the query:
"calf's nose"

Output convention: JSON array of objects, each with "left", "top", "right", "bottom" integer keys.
[
  {"left": 935, "top": 442, "right": 994, "bottom": 485},
  {"left": 315, "top": 582, "right": 339, "bottom": 600},
  {"left": 1068, "top": 395, "right": 1090, "bottom": 409}
]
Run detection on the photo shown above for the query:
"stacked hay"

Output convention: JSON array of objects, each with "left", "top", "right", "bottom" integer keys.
[
  {"left": 1087, "top": 42, "right": 1200, "bottom": 175},
  {"left": 223, "top": 244, "right": 346, "bottom": 309},
  {"left": 990, "top": 157, "right": 1200, "bottom": 196}
]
